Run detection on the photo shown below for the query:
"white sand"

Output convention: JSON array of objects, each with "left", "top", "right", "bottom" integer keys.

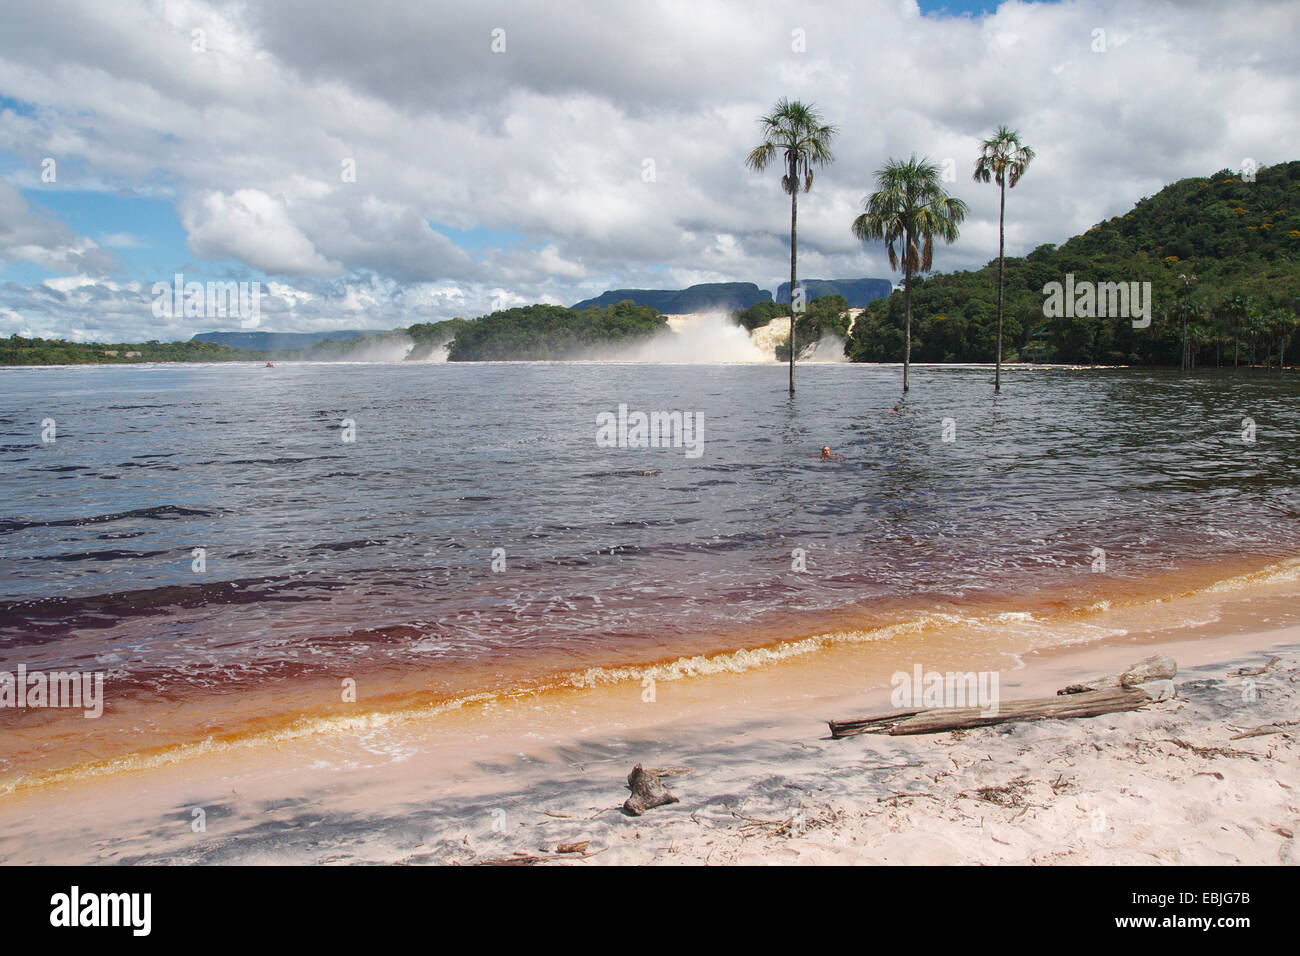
[
  {"left": 416, "top": 639, "right": 1300, "bottom": 866},
  {"left": 2, "top": 627, "right": 1295, "bottom": 866}
]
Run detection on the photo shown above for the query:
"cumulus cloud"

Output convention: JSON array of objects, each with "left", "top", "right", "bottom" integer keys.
[
  {"left": 297, "top": 194, "right": 478, "bottom": 282},
  {"left": 0, "top": 0, "right": 1297, "bottom": 339},
  {"left": 0, "top": 183, "right": 117, "bottom": 274},
  {"left": 181, "top": 188, "right": 339, "bottom": 275}
]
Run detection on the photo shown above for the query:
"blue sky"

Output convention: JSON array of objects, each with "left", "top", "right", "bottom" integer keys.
[{"left": 917, "top": 0, "right": 1014, "bottom": 16}]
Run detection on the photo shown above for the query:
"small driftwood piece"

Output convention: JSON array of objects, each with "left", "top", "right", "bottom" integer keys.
[
  {"left": 473, "top": 849, "right": 601, "bottom": 866},
  {"left": 1231, "top": 719, "right": 1300, "bottom": 740},
  {"left": 1058, "top": 654, "right": 1178, "bottom": 695},
  {"left": 1234, "top": 656, "right": 1281, "bottom": 677},
  {"left": 622, "top": 764, "right": 680, "bottom": 815}
]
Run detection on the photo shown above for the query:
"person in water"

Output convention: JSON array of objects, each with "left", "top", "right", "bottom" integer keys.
[{"left": 816, "top": 446, "right": 844, "bottom": 460}]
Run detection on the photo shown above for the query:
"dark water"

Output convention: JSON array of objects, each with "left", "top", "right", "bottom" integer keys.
[{"left": 1, "top": 361, "right": 1298, "bottom": 698}]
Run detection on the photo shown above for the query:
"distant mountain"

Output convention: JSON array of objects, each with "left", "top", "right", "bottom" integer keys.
[
  {"left": 775, "top": 278, "right": 894, "bottom": 308},
  {"left": 190, "top": 330, "right": 376, "bottom": 350},
  {"left": 571, "top": 282, "right": 772, "bottom": 313}
]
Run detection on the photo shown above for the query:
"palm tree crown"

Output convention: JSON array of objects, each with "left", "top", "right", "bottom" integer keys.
[
  {"left": 973, "top": 125, "right": 1035, "bottom": 189},
  {"left": 852, "top": 155, "right": 968, "bottom": 392},
  {"left": 745, "top": 98, "right": 837, "bottom": 194},
  {"left": 852, "top": 155, "right": 967, "bottom": 275}
]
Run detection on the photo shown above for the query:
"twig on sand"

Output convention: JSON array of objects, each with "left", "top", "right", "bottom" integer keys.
[
  {"left": 1230, "top": 719, "right": 1300, "bottom": 740},
  {"left": 1234, "top": 656, "right": 1281, "bottom": 677},
  {"left": 732, "top": 811, "right": 784, "bottom": 827},
  {"left": 1166, "top": 738, "right": 1256, "bottom": 758},
  {"left": 471, "top": 848, "right": 605, "bottom": 866},
  {"left": 730, "top": 804, "right": 840, "bottom": 837},
  {"left": 960, "top": 778, "right": 1032, "bottom": 808},
  {"left": 860, "top": 761, "right": 924, "bottom": 772},
  {"left": 877, "top": 790, "right": 937, "bottom": 802}
]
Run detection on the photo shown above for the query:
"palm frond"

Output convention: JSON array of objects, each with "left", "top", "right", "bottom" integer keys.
[
  {"left": 973, "top": 126, "right": 1035, "bottom": 188},
  {"left": 852, "top": 154, "right": 967, "bottom": 278},
  {"left": 746, "top": 98, "right": 837, "bottom": 195}
]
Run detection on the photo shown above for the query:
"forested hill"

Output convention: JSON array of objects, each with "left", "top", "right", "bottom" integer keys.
[
  {"left": 446, "top": 301, "right": 666, "bottom": 360},
  {"left": 848, "top": 160, "right": 1300, "bottom": 367}
]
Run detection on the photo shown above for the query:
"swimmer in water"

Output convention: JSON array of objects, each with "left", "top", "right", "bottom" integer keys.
[{"left": 815, "top": 446, "right": 844, "bottom": 460}]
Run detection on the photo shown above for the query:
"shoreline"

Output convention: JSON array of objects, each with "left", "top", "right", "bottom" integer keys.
[
  {"left": 1, "top": 572, "right": 1298, "bottom": 864},
  {"left": 5, "top": 550, "right": 1300, "bottom": 797}
]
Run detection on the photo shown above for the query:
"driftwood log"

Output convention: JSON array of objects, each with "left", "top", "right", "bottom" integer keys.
[
  {"left": 829, "top": 656, "right": 1178, "bottom": 739},
  {"left": 622, "top": 764, "right": 680, "bottom": 815},
  {"left": 829, "top": 686, "right": 1155, "bottom": 738}
]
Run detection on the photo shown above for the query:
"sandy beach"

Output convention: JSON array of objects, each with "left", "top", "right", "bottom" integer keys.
[{"left": 2, "top": 588, "right": 1297, "bottom": 866}]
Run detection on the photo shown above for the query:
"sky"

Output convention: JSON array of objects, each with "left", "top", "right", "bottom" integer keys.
[{"left": 0, "top": 0, "right": 1296, "bottom": 342}]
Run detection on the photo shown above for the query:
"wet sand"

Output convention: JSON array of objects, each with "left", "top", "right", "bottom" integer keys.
[{"left": 1, "top": 564, "right": 1298, "bottom": 865}]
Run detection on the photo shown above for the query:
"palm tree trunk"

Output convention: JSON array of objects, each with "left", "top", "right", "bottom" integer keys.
[
  {"left": 788, "top": 171, "right": 798, "bottom": 397},
  {"left": 1181, "top": 309, "right": 1189, "bottom": 373},
  {"left": 903, "top": 256, "right": 912, "bottom": 394},
  {"left": 995, "top": 178, "right": 1005, "bottom": 392}
]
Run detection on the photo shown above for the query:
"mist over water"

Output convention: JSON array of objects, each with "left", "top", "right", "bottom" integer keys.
[
  {"left": 802, "top": 332, "right": 850, "bottom": 363},
  {"left": 406, "top": 341, "right": 450, "bottom": 363},
  {"left": 596, "top": 312, "right": 776, "bottom": 363},
  {"left": 340, "top": 335, "right": 416, "bottom": 363}
]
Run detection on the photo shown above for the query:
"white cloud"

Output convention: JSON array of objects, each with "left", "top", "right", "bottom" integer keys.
[
  {"left": 182, "top": 188, "right": 340, "bottom": 276},
  {"left": 0, "top": 183, "right": 116, "bottom": 274},
  {"left": 0, "top": 0, "right": 1296, "bottom": 339}
]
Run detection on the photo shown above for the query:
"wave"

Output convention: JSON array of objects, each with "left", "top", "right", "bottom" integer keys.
[
  {"left": 6, "top": 552, "right": 1299, "bottom": 795},
  {"left": 0, "top": 504, "right": 217, "bottom": 535}
]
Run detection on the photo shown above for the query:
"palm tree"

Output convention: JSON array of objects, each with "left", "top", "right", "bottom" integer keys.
[
  {"left": 1177, "top": 273, "right": 1197, "bottom": 373},
  {"left": 746, "top": 98, "right": 837, "bottom": 395},
  {"left": 852, "top": 155, "right": 968, "bottom": 393},
  {"left": 973, "top": 126, "right": 1034, "bottom": 392}
]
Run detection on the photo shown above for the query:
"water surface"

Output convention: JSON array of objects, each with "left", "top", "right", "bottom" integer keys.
[{"left": 1, "top": 362, "right": 1298, "bottom": 778}]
